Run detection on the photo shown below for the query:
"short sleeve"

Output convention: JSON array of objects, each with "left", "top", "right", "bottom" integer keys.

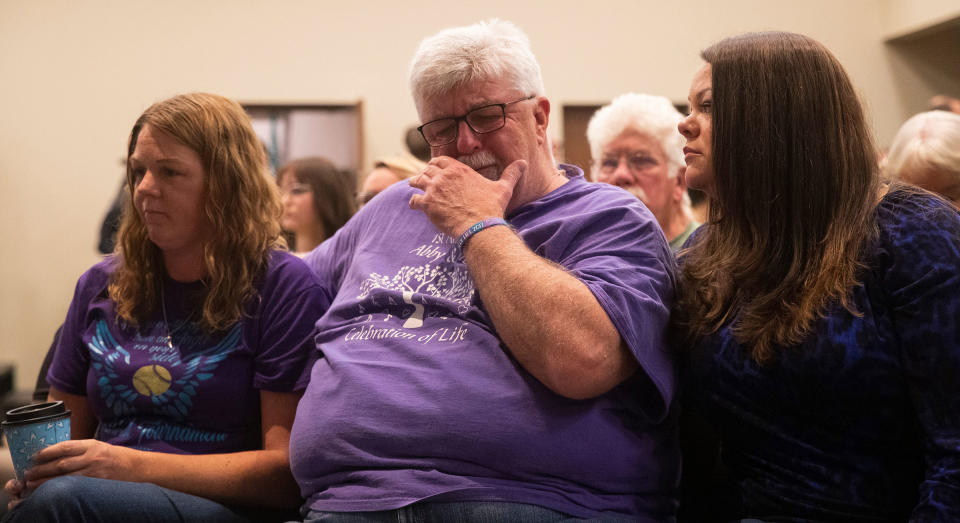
[
  {"left": 46, "top": 262, "right": 113, "bottom": 396},
  {"left": 251, "top": 252, "right": 330, "bottom": 392},
  {"left": 515, "top": 184, "right": 678, "bottom": 422},
  {"left": 304, "top": 230, "right": 351, "bottom": 306},
  {"left": 879, "top": 192, "right": 960, "bottom": 521},
  {"left": 303, "top": 186, "right": 386, "bottom": 303},
  {"left": 568, "top": 206, "right": 677, "bottom": 421}
]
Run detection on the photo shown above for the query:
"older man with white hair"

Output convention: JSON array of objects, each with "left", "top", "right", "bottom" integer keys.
[
  {"left": 289, "top": 20, "right": 678, "bottom": 522},
  {"left": 588, "top": 93, "right": 699, "bottom": 251}
]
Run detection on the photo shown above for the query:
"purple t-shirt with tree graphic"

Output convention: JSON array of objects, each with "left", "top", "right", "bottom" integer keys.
[
  {"left": 291, "top": 166, "right": 679, "bottom": 521},
  {"left": 47, "top": 250, "right": 325, "bottom": 455}
]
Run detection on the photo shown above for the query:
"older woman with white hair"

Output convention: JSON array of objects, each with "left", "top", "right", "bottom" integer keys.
[
  {"left": 588, "top": 93, "right": 698, "bottom": 251},
  {"left": 884, "top": 110, "right": 960, "bottom": 207}
]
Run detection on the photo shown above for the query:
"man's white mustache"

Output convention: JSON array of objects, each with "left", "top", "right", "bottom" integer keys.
[
  {"left": 623, "top": 185, "right": 649, "bottom": 202},
  {"left": 457, "top": 151, "right": 498, "bottom": 171}
]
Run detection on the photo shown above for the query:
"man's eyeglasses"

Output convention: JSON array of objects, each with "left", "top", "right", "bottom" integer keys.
[
  {"left": 417, "top": 95, "right": 536, "bottom": 147},
  {"left": 597, "top": 152, "right": 660, "bottom": 175}
]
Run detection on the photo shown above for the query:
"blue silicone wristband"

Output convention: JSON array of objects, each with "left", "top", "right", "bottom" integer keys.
[{"left": 457, "top": 218, "right": 509, "bottom": 250}]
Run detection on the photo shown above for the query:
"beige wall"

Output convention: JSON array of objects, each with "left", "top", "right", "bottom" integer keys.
[
  {"left": 882, "top": 0, "right": 960, "bottom": 37},
  {"left": 881, "top": 0, "right": 960, "bottom": 118},
  {"left": 0, "top": 0, "right": 954, "bottom": 389}
]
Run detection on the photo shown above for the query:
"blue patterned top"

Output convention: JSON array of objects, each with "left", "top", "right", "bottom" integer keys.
[{"left": 682, "top": 189, "right": 960, "bottom": 522}]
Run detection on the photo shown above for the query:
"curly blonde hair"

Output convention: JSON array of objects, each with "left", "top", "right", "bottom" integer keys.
[{"left": 110, "top": 92, "right": 285, "bottom": 332}]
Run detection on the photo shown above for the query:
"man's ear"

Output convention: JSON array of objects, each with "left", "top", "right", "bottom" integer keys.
[{"left": 534, "top": 96, "right": 550, "bottom": 145}]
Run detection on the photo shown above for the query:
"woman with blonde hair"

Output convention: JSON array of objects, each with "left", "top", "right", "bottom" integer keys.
[
  {"left": 884, "top": 110, "right": 960, "bottom": 207},
  {"left": 675, "top": 32, "right": 960, "bottom": 521},
  {"left": 3, "top": 93, "right": 326, "bottom": 522},
  {"left": 356, "top": 154, "right": 426, "bottom": 207}
]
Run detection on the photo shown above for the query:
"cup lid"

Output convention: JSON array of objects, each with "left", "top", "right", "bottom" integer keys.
[{"left": 4, "top": 401, "right": 68, "bottom": 424}]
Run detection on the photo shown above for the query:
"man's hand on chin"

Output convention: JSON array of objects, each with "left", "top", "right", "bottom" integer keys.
[{"left": 408, "top": 157, "right": 527, "bottom": 238}]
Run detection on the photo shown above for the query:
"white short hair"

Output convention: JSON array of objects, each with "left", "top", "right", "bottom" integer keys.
[
  {"left": 586, "top": 93, "right": 685, "bottom": 179},
  {"left": 884, "top": 110, "right": 960, "bottom": 185},
  {"left": 409, "top": 19, "right": 545, "bottom": 114}
]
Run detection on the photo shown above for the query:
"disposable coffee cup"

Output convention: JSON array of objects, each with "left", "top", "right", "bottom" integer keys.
[{"left": 2, "top": 401, "right": 71, "bottom": 480}]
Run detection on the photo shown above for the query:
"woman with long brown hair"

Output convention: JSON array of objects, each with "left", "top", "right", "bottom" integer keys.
[
  {"left": 3, "top": 93, "right": 326, "bottom": 522},
  {"left": 276, "top": 157, "right": 355, "bottom": 255},
  {"left": 675, "top": 32, "right": 960, "bottom": 521}
]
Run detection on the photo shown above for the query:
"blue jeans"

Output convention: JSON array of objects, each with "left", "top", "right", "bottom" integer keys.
[
  {"left": 1, "top": 475, "right": 295, "bottom": 523},
  {"left": 302, "top": 501, "right": 634, "bottom": 522}
]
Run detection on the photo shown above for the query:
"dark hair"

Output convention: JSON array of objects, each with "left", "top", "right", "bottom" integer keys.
[
  {"left": 404, "top": 125, "right": 431, "bottom": 162},
  {"left": 687, "top": 188, "right": 707, "bottom": 207},
  {"left": 675, "top": 32, "right": 880, "bottom": 362},
  {"left": 277, "top": 157, "right": 356, "bottom": 248}
]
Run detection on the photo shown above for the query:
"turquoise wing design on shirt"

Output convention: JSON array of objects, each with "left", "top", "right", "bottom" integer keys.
[
  {"left": 150, "top": 323, "right": 242, "bottom": 418},
  {"left": 87, "top": 319, "right": 241, "bottom": 419},
  {"left": 88, "top": 319, "right": 137, "bottom": 416}
]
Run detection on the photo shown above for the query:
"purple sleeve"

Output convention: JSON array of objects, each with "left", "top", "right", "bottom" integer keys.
[
  {"left": 252, "top": 252, "right": 330, "bottom": 391},
  {"left": 548, "top": 199, "right": 677, "bottom": 421},
  {"left": 304, "top": 185, "right": 384, "bottom": 299},
  {"left": 303, "top": 235, "right": 347, "bottom": 302},
  {"left": 46, "top": 262, "right": 113, "bottom": 396}
]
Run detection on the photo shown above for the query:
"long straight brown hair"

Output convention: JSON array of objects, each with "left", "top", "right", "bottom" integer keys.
[
  {"left": 110, "top": 93, "right": 285, "bottom": 332},
  {"left": 675, "top": 32, "right": 880, "bottom": 362}
]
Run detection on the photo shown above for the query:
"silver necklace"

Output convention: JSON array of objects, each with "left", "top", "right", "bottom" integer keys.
[
  {"left": 160, "top": 276, "right": 206, "bottom": 349},
  {"left": 160, "top": 285, "right": 186, "bottom": 350}
]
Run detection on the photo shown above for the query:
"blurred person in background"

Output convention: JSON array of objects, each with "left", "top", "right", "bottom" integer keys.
[
  {"left": 928, "top": 94, "right": 960, "bottom": 114},
  {"left": 97, "top": 180, "right": 127, "bottom": 255},
  {"left": 356, "top": 154, "right": 425, "bottom": 207},
  {"left": 588, "top": 93, "right": 698, "bottom": 251},
  {"left": 277, "top": 156, "right": 356, "bottom": 255},
  {"left": 884, "top": 110, "right": 960, "bottom": 207},
  {"left": 404, "top": 124, "right": 431, "bottom": 162}
]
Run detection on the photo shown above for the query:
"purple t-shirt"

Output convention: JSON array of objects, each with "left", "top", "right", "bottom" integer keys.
[
  {"left": 48, "top": 250, "right": 326, "bottom": 454},
  {"left": 291, "top": 166, "right": 679, "bottom": 520}
]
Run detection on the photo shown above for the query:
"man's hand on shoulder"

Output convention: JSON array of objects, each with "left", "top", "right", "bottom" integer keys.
[{"left": 409, "top": 157, "right": 526, "bottom": 237}]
